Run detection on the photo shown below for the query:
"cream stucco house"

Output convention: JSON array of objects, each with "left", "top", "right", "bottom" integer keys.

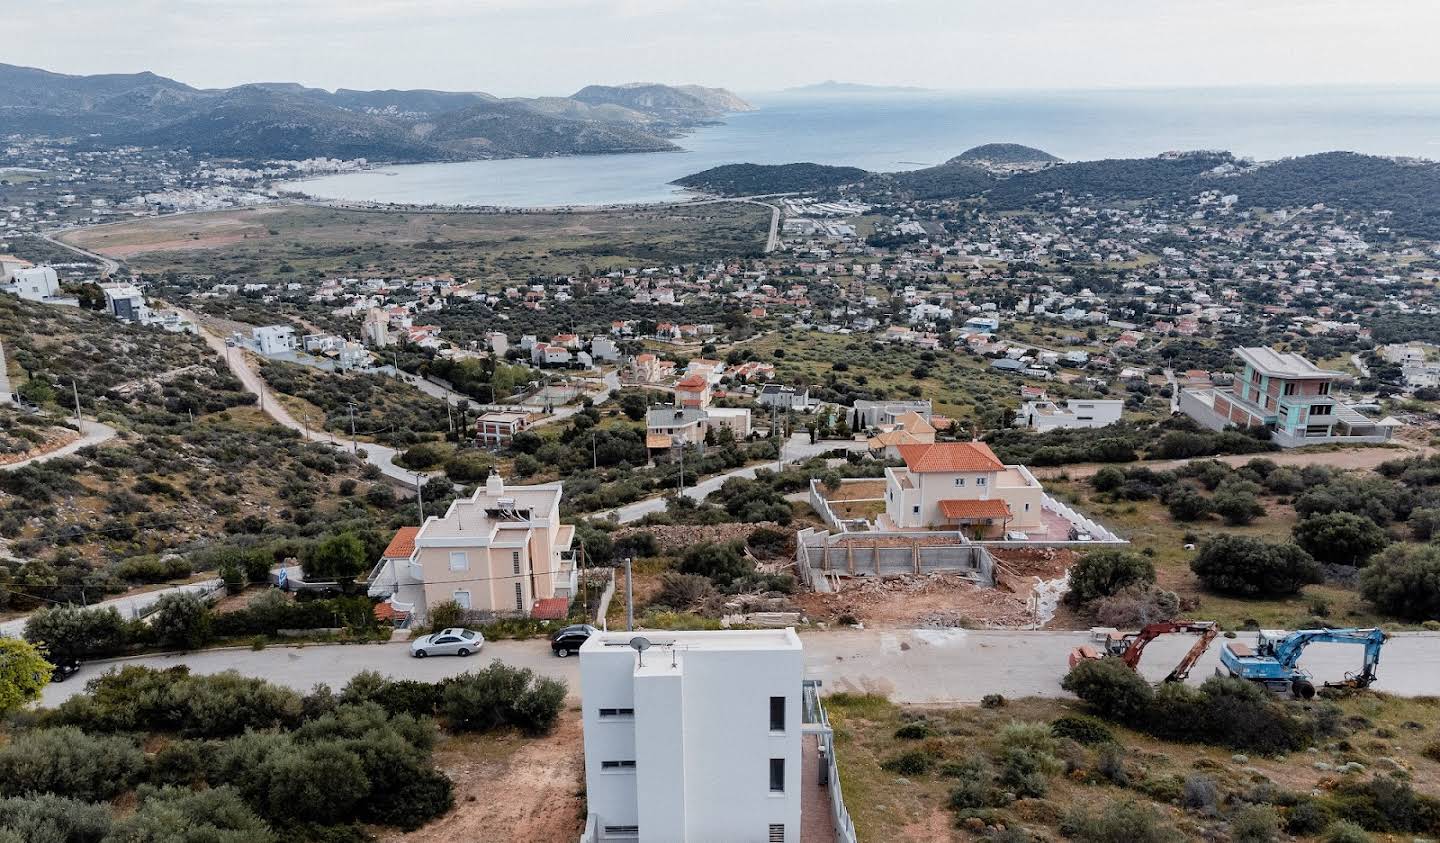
[
  {"left": 883, "top": 441, "right": 1045, "bottom": 536},
  {"left": 368, "top": 473, "right": 577, "bottom": 623}
]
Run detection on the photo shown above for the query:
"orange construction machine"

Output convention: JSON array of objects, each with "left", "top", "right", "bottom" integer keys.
[{"left": 1069, "top": 620, "right": 1219, "bottom": 684}]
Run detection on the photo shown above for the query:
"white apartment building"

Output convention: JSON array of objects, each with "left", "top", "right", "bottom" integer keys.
[
  {"left": 9, "top": 266, "right": 59, "bottom": 301},
  {"left": 579, "top": 629, "right": 804, "bottom": 843},
  {"left": 252, "top": 324, "right": 298, "bottom": 355},
  {"left": 1016, "top": 398, "right": 1124, "bottom": 431}
]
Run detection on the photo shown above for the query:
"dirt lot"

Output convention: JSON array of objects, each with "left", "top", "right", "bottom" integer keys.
[
  {"left": 796, "top": 572, "right": 1042, "bottom": 629},
  {"left": 383, "top": 709, "right": 586, "bottom": 843}
]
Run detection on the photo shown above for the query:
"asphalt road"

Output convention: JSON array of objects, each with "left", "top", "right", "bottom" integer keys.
[{"left": 39, "top": 629, "right": 1440, "bottom": 709}]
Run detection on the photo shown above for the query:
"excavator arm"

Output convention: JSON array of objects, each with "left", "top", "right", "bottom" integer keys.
[
  {"left": 1165, "top": 624, "right": 1220, "bottom": 683},
  {"left": 1270, "top": 628, "right": 1388, "bottom": 689}
]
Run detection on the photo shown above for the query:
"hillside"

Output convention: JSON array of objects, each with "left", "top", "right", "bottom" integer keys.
[
  {"left": 0, "top": 63, "right": 747, "bottom": 162},
  {"left": 672, "top": 162, "right": 870, "bottom": 196},
  {"left": 887, "top": 161, "right": 996, "bottom": 200},
  {"left": 948, "top": 143, "right": 1061, "bottom": 165},
  {"left": 1220, "top": 152, "right": 1440, "bottom": 238}
]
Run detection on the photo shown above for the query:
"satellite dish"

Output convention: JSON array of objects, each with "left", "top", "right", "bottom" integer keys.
[{"left": 629, "top": 636, "right": 651, "bottom": 666}]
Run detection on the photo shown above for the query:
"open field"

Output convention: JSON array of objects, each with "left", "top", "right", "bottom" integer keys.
[
  {"left": 58, "top": 202, "right": 771, "bottom": 281},
  {"left": 828, "top": 691, "right": 1440, "bottom": 842}
]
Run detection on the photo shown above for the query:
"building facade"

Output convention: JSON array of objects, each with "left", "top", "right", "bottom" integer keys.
[
  {"left": 1017, "top": 398, "right": 1124, "bottom": 431},
  {"left": 883, "top": 441, "right": 1045, "bottom": 535},
  {"left": 579, "top": 629, "right": 804, "bottom": 843}
]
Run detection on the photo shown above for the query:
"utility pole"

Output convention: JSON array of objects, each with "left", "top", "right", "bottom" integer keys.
[
  {"left": 625, "top": 557, "right": 634, "bottom": 632},
  {"left": 347, "top": 403, "right": 358, "bottom": 453},
  {"left": 415, "top": 472, "right": 425, "bottom": 522},
  {"left": 592, "top": 431, "right": 598, "bottom": 470},
  {"left": 677, "top": 441, "right": 684, "bottom": 496},
  {"left": 71, "top": 382, "right": 82, "bottom": 422}
]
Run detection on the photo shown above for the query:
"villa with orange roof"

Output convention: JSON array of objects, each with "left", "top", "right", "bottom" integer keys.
[{"left": 883, "top": 441, "right": 1045, "bottom": 535}]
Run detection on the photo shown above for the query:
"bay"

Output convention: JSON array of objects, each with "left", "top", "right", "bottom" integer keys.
[{"left": 283, "top": 86, "right": 1440, "bottom": 208}]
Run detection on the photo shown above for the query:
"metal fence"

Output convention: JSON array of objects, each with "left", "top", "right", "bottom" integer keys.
[{"left": 803, "top": 681, "right": 859, "bottom": 843}]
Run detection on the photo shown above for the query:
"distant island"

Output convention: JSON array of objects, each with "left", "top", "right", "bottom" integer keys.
[
  {"left": 783, "top": 80, "right": 934, "bottom": 94},
  {"left": 0, "top": 63, "right": 752, "bottom": 163}
]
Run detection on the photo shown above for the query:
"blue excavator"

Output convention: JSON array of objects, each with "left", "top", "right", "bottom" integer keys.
[{"left": 1218, "top": 627, "right": 1387, "bottom": 699}]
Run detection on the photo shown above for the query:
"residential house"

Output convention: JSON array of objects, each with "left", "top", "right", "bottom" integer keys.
[
  {"left": 674, "top": 374, "right": 712, "bottom": 408},
  {"left": 7, "top": 266, "right": 59, "bottom": 301},
  {"left": 882, "top": 442, "right": 1045, "bottom": 536},
  {"left": 253, "top": 325, "right": 298, "bottom": 355},
  {"left": 1017, "top": 399, "right": 1124, "bottom": 431},
  {"left": 476, "top": 411, "right": 530, "bottom": 446},
  {"left": 579, "top": 629, "right": 805, "bottom": 843},
  {"left": 590, "top": 336, "right": 621, "bottom": 362},
  {"left": 101, "top": 282, "right": 148, "bottom": 323},
  {"left": 365, "top": 527, "right": 424, "bottom": 623},
  {"left": 1179, "top": 347, "right": 1402, "bottom": 447},
  {"left": 757, "top": 384, "right": 809, "bottom": 411},
  {"left": 395, "top": 474, "right": 576, "bottom": 623},
  {"left": 646, "top": 406, "right": 707, "bottom": 447},
  {"left": 866, "top": 410, "right": 936, "bottom": 459},
  {"left": 852, "top": 398, "right": 931, "bottom": 429}
]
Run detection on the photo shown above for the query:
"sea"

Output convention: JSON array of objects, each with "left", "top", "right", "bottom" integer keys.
[{"left": 283, "top": 86, "right": 1440, "bottom": 208}]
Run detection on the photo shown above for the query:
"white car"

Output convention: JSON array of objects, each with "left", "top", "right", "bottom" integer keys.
[{"left": 410, "top": 627, "right": 484, "bottom": 658}]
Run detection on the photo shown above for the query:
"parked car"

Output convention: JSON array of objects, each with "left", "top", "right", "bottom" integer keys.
[
  {"left": 50, "top": 658, "right": 82, "bottom": 683},
  {"left": 1003, "top": 531, "right": 1029, "bottom": 541},
  {"left": 1068, "top": 527, "right": 1094, "bottom": 542},
  {"left": 550, "top": 624, "right": 599, "bottom": 657},
  {"left": 410, "top": 628, "right": 484, "bottom": 658}
]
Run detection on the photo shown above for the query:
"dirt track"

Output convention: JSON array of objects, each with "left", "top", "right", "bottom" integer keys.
[{"left": 1032, "top": 442, "right": 1431, "bottom": 480}]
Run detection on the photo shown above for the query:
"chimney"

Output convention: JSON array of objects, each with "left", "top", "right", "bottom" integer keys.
[{"left": 486, "top": 471, "right": 504, "bottom": 497}]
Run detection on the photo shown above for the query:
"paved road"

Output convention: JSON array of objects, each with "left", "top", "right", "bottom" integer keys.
[
  {"left": 596, "top": 435, "right": 866, "bottom": 524},
  {"left": 40, "top": 229, "right": 120, "bottom": 276},
  {"left": 1032, "top": 442, "right": 1430, "bottom": 481},
  {"left": 180, "top": 310, "right": 430, "bottom": 485},
  {"left": 0, "top": 419, "right": 117, "bottom": 471},
  {"left": 38, "top": 629, "right": 1440, "bottom": 708},
  {"left": 2, "top": 578, "right": 223, "bottom": 641}
]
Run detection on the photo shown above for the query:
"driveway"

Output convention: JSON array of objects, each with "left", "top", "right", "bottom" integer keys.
[
  {"left": 39, "top": 629, "right": 1440, "bottom": 708},
  {"left": 596, "top": 435, "right": 866, "bottom": 524},
  {"left": 0, "top": 419, "right": 117, "bottom": 471}
]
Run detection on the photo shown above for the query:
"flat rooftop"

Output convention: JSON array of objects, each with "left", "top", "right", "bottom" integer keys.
[{"left": 586, "top": 628, "right": 801, "bottom": 652}]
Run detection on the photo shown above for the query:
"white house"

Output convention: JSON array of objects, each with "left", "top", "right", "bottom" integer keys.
[
  {"left": 591, "top": 336, "right": 621, "bottom": 362},
  {"left": 253, "top": 325, "right": 298, "bottom": 355},
  {"left": 883, "top": 441, "right": 1045, "bottom": 536},
  {"left": 1017, "top": 398, "right": 1124, "bottom": 431},
  {"left": 101, "top": 283, "right": 148, "bottom": 323},
  {"left": 579, "top": 629, "right": 804, "bottom": 843},
  {"left": 9, "top": 266, "right": 60, "bottom": 301}
]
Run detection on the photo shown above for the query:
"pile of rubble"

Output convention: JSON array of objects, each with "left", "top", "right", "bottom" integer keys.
[{"left": 807, "top": 571, "right": 1041, "bottom": 629}]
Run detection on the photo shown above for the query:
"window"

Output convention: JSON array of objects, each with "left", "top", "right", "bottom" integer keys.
[
  {"left": 953, "top": 478, "right": 965, "bottom": 487},
  {"left": 769, "top": 758, "right": 785, "bottom": 793},
  {"left": 514, "top": 582, "right": 524, "bottom": 612},
  {"left": 448, "top": 551, "right": 468, "bottom": 571},
  {"left": 769, "top": 824, "right": 786, "bottom": 843},
  {"left": 598, "top": 708, "right": 635, "bottom": 718},
  {"left": 603, "top": 826, "right": 639, "bottom": 836},
  {"left": 912, "top": 505, "right": 920, "bottom": 514},
  {"left": 976, "top": 477, "right": 987, "bottom": 487},
  {"left": 1318, "top": 381, "right": 1331, "bottom": 395},
  {"left": 1024, "top": 503, "right": 1030, "bottom": 512},
  {"left": 1283, "top": 382, "right": 1297, "bottom": 396},
  {"left": 601, "top": 760, "right": 637, "bottom": 770},
  {"left": 1311, "top": 404, "right": 1332, "bottom": 416},
  {"left": 770, "top": 696, "right": 785, "bottom": 732},
  {"left": 453, "top": 590, "right": 471, "bottom": 609},
  {"left": 512, "top": 551, "right": 521, "bottom": 575}
]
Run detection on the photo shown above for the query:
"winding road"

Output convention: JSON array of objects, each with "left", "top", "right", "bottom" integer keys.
[{"left": 0, "top": 419, "right": 117, "bottom": 471}]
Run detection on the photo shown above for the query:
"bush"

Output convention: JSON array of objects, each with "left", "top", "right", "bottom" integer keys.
[
  {"left": 110, "top": 785, "right": 275, "bottom": 842},
  {"left": 1050, "top": 715, "right": 1114, "bottom": 746},
  {"left": 1166, "top": 487, "right": 1212, "bottom": 521},
  {"left": 440, "top": 661, "right": 566, "bottom": 735},
  {"left": 0, "top": 727, "right": 144, "bottom": 801},
  {"left": 1190, "top": 534, "right": 1323, "bottom": 597},
  {"left": 1293, "top": 512, "right": 1389, "bottom": 566},
  {"left": 677, "top": 541, "right": 753, "bottom": 587},
  {"left": 427, "top": 600, "right": 465, "bottom": 632},
  {"left": 881, "top": 749, "right": 936, "bottom": 776},
  {"left": 399, "top": 441, "right": 448, "bottom": 470},
  {"left": 1064, "top": 550, "right": 1155, "bottom": 607},
  {"left": 339, "top": 671, "right": 441, "bottom": 719},
  {"left": 1182, "top": 774, "right": 1219, "bottom": 812},
  {"left": 1090, "top": 585, "right": 1179, "bottom": 627},
  {"left": 980, "top": 693, "right": 1007, "bottom": 709},
  {"left": 1212, "top": 478, "right": 1265, "bottom": 525},
  {"left": 1358, "top": 543, "right": 1440, "bottom": 620},
  {"left": 998, "top": 747, "right": 1052, "bottom": 798},
  {"left": 1287, "top": 799, "right": 1338, "bottom": 835},
  {"left": 894, "top": 721, "right": 936, "bottom": 740},
  {"left": 0, "top": 793, "right": 113, "bottom": 842},
  {"left": 149, "top": 592, "right": 213, "bottom": 649},
  {"left": 1326, "top": 775, "right": 1440, "bottom": 833},
  {"left": 1322, "top": 821, "right": 1372, "bottom": 843},
  {"left": 1408, "top": 507, "right": 1440, "bottom": 541},
  {"left": 1061, "top": 800, "right": 1171, "bottom": 843},
  {"left": 651, "top": 572, "right": 715, "bottom": 611},
  {"left": 24, "top": 605, "right": 132, "bottom": 662},
  {"left": 46, "top": 665, "right": 303, "bottom": 738},
  {"left": 1231, "top": 805, "right": 1281, "bottom": 843},
  {"left": 1061, "top": 657, "right": 1154, "bottom": 719},
  {"left": 302, "top": 532, "right": 368, "bottom": 580}
]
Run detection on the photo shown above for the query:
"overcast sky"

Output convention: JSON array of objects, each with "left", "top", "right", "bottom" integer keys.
[{"left": 6, "top": 0, "right": 1435, "bottom": 96}]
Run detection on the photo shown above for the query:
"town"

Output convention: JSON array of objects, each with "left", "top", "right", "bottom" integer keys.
[{"left": 4, "top": 53, "right": 1440, "bottom": 843}]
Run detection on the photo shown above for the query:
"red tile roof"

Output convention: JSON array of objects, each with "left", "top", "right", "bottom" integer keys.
[
  {"left": 531, "top": 597, "right": 570, "bottom": 620},
  {"left": 897, "top": 442, "right": 1004, "bottom": 473},
  {"left": 675, "top": 374, "right": 707, "bottom": 389},
  {"left": 382, "top": 526, "right": 419, "bottom": 560},
  {"left": 373, "top": 600, "right": 410, "bottom": 621},
  {"left": 939, "top": 499, "right": 1012, "bottom": 520}
]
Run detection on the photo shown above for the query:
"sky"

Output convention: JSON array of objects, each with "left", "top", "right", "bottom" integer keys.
[{"left": 5, "top": 0, "right": 1437, "bottom": 96}]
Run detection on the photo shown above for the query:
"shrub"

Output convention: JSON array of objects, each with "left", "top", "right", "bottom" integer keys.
[
  {"left": 894, "top": 721, "right": 936, "bottom": 740},
  {"left": 1050, "top": 715, "right": 1114, "bottom": 746},
  {"left": 1212, "top": 478, "right": 1266, "bottom": 525},
  {"left": 440, "top": 661, "right": 566, "bottom": 735},
  {"left": 1061, "top": 800, "right": 1171, "bottom": 843},
  {"left": 1293, "top": 512, "right": 1389, "bottom": 566},
  {"left": 1322, "top": 820, "right": 1372, "bottom": 843},
  {"left": 427, "top": 600, "right": 465, "bottom": 632},
  {"left": 1358, "top": 543, "right": 1440, "bottom": 620},
  {"left": 46, "top": 665, "right": 303, "bottom": 738},
  {"left": 1190, "top": 534, "right": 1323, "bottom": 597},
  {"left": 0, "top": 638, "right": 51, "bottom": 714},
  {"left": 881, "top": 749, "right": 935, "bottom": 776},
  {"left": 1061, "top": 657, "right": 1154, "bottom": 719},
  {"left": 676, "top": 540, "right": 754, "bottom": 586},
  {"left": 998, "top": 747, "right": 1052, "bottom": 798},
  {"left": 1408, "top": 508, "right": 1440, "bottom": 541},
  {"left": 24, "top": 605, "right": 134, "bottom": 662},
  {"left": 110, "top": 785, "right": 275, "bottom": 842},
  {"left": 399, "top": 442, "right": 448, "bottom": 470},
  {"left": 0, "top": 727, "right": 144, "bottom": 801},
  {"left": 1090, "top": 585, "right": 1179, "bottom": 627},
  {"left": 302, "top": 532, "right": 368, "bottom": 580},
  {"left": 1166, "top": 487, "right": 1212, "bottom": 521},
  {"left": 651, "top": 572, "right": 715, "bottom": 611},
  {"left": 364, "top": 763, "right": 454, "bottom": 830},
  {"left": 980, "top": 693, "right": 1007, "bottom": 709},
  {"left": 1182, "top": 774, "right": 1219, "bottom": 812},
  {"left": 339, "top": 671, "right": 441, "bottom": 719},
  {"left": 1287, "top": 799, "right": 1338, "bottom": 835},
  {"left": 149, "top": 592, "right": 213, "bottom": 649},
  {"left": 1326, "top": 775, "right": 1440, "bottom": 833},
  {"left": 1064, "top": 550, "right": 1156, "bottom": 607},
  {"left": 0, "top": 793, "right": 112, "bottom": 841},
  {"left": 1231, "top": 805, "right": 1281, "bottom": 843},
  {"left": 1091, "top": 466, "right": 1125, "bottom": 493}
]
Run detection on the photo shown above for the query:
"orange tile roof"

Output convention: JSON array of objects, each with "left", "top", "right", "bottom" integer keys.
[
  {"left": 646, "top": 433, "right": 673, "bottom": 449},
  {"left": 675, "top": 374, "right": 707, "bottom": 389},
  {"left": 373, "top": 600, "right": 410, "bottom": 621},
  {"left": 382, "top": 526, "right": 419, "bottom": 559},
  {"left": 897, "top": 442, "right": 1004, "bottom": 473},
  {"left": 531, "top": 597, "right": 570, "bottom": 620},
  {"left": 938, "top": 499, "right": 1012, "bottom": 520}
]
